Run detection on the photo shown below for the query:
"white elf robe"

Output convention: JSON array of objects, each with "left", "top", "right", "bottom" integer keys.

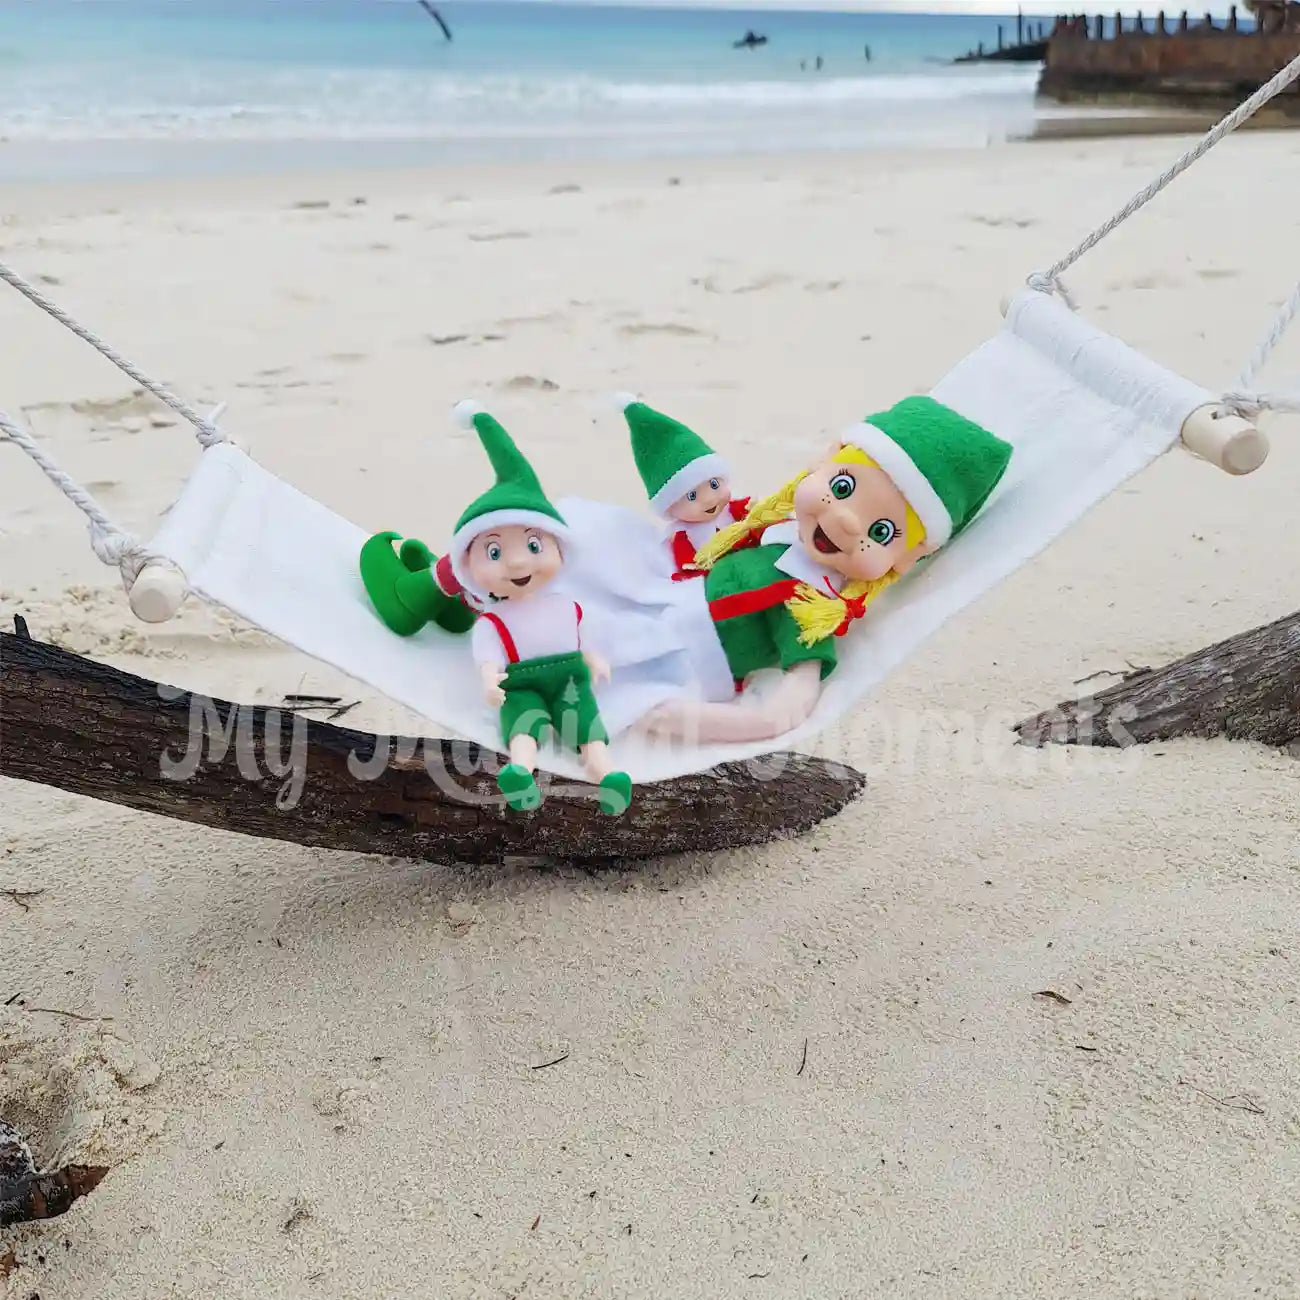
[
  {"left": 469, "top": 592, "right": 584, "bottom": 670},
  {"left": 661, "top": 494, "right": 751, "bottom": 578}
]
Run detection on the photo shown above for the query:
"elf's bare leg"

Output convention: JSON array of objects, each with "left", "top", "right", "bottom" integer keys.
[
  {"left": 509, "top": 734, "right": 539, "bottom": 772},
  {"left": 580, "top": 738, "right": 633, "bottom": 817},
  {"left": 642, "top": 661, "right": 823, "bottom": 744},
  {"left": 580, "top": 738, "right": 612, "bottom": 782}
]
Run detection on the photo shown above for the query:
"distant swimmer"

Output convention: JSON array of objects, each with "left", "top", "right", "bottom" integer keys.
[
  {"left": 815, "top": 54, "right": 823, "bottom": 71},
  {"left": 864, "top": 44, "right": 872, "bottom": 61}
]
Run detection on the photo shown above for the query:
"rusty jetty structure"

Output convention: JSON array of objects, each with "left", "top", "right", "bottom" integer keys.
[{"left": 1037, "top": 1, "right": 1300, "bottom": 114}]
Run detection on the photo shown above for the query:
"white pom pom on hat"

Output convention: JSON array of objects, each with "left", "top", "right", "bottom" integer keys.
[{"left": 611, "top": 392, "right": 642, "bottom": 412}]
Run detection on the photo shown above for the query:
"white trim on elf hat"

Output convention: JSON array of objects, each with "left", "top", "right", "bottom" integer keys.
[
  {"left": 839, "top": 420, "right": 953, "bottom": 549},
  {"left": 649, "top": 452, "right": 732, "bottom": 515},
  {"left": 447, "top": 509, "right": 573, "bottom": 598}
]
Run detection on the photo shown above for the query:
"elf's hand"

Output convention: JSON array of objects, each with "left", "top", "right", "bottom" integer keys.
[
  {"left": 583, "top": 651, "right": 612, "bottom": 685},
  {"left": 481, "top": 663, "right": 507, "bottom": 708}
]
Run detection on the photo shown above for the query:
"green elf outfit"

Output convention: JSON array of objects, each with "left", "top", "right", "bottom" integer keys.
[
  {"left": 450, "top": 401, "right": 631, "bottom": 817},
  {"left": 616, "top": 395, "right": 751, "bottom": 578},
  {"left": 700, "top": 396, "right": 1013, "bottom": 687}
]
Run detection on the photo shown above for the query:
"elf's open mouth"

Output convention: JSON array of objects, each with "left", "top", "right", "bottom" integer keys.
[
  {"left": 812, "top": 525, "right": 842, "bottom": 555},
  {"left": 706, "top": 503, "right": 720, "bottom": 515},
  {"left": 510, "top": 576, "right": 533, "bottom": 588}
]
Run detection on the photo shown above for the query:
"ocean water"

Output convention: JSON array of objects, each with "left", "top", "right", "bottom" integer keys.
[{"left": 0, "top": 1, "right": 1049, "bottom": 174}]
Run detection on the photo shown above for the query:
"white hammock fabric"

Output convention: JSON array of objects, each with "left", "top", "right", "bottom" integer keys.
[
  {"left": 6, "top": 53, "right": 1300, "bottom": 786},
  {"left": 136, "top": 289, "right": 1208, "bottom": 782}
]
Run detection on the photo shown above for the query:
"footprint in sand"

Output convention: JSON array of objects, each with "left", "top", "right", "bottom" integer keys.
[
  {"left": 468, "top": 230, "right": 532, "bottom": 243},
  {"left": 1197, "top": 267, "right": 1240, "bottom": 280},
  {"left": 618, "top": 321, "right": 711, "bottom": 339},
  {"left": 1114, "top": 271, "right": 1183, "bottom": 292},
  {"left": 501, "top": 375, "right": 559, "bottom": 392},
  {"left": 966, "top": 214, "right": 1038, "bottom": 229},
  {"left": 696, "top": 272, "right": 791, "bottom": 295}
]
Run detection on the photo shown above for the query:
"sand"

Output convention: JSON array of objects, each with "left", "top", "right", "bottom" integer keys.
[{"left": 2, "top": 131, "right": 1300, "bottom": 1298}]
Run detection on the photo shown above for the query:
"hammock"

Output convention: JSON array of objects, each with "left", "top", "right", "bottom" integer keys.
[{"left": 4, "top": 60, "right": 1300, "bottom": 785}]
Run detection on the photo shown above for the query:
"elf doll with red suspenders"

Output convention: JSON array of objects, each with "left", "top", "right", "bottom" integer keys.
[
  {"left": 358, "top": 401, "right": 632, "bottom": 817},
  {"left": 450, "top": 402, "right": 632, "bottom": 816},
  {"left": 615, "top": 396, "right": 752, "bottom": 580}
]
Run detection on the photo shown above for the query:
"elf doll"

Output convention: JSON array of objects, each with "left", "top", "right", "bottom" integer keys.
[
  {"left": 448, "top": 401, "right": 632, "bottom": 817},
  {"left": 640, "top": 395, "right": 1013, "bottom": 744},
  {"left": 616, "top": 395, "right": 751, "bottom": 580}
]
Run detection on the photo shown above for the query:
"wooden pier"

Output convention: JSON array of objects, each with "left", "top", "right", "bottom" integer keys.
[
  {"left": 955, "top": 12, "right": 1051, "bottom": 63},
  {"left": 1037, "top": 2, "right": 1300, "bottom": 114}
]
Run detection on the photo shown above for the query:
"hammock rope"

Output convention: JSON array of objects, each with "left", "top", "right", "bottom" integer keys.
[
  {"left": 0, "top": 261, "right": 226, "bottom": 448},
  {"left": 0, "top": 406, "right": 156, "bottom": 587},
  {"left": 1221, "top": 276, "right": 1300, "bottom": 418},
  {"left": 1029, "top": 47, "right": 1300, "bottom": 319}
]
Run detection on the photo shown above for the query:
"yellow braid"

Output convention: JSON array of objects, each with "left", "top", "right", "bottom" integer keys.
[
  {"left": 693, "top": 471, "right": 806, "bottom": 571},
  {"left": 695, "top": 449, "right": 928, "bottom": 647}
]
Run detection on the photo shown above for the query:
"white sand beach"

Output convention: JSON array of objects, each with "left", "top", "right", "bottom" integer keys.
[{"left": 3, "top": 131, "right": 1300, "bottom": 1298}]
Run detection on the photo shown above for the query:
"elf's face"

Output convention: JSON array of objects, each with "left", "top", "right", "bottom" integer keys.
[
  {"left": 465, "top": 525, "right": 563, "bottom": 600},
  {"left": 667, "top": 474, "right": 731, "bottom": 525},
  {"left": 793, "top": 447, "right": 934, "bottom": 582}
]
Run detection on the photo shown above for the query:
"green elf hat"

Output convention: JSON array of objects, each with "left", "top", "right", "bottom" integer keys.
[
  {"left": 614, "top": 393, "right": 730, "bottom": 516},
  {"left": 448, "top": 400, "right": 570, "bottom": 594},
  {"left": 841, "top": 395, "right": 1012, "bottom": 548}
]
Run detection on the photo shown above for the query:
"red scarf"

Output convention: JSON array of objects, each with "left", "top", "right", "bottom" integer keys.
[{"left": 670, "top": 497, "right": 757, "bottom": 581}]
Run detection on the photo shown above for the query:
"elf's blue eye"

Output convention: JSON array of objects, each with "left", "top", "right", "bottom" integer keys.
[
  {"left": 867, "top": 519, "right": 898, "bottom": 546},
  {"left": 709, "top": 478, "right": 720, "bottom": 491},
  {"left": 526, "top": 535, "right": 542, "bottom": 555},
  {"left": 829, "top": 472, "right": 856, "bottom": 500},
  {"left": 486, "top": 542, "right": 502, "bottom": 562},
  {"left": 686, "top": 490, "right": 697, "bottom": 502}
]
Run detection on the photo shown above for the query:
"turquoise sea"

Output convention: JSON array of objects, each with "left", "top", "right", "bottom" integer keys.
[{"left": 0, "top": 1, "right": 1051, "bottom": 174}]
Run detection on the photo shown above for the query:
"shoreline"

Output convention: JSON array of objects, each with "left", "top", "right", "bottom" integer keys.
[{"left": 0, "top": 102, "right": 1249, "bottom": 189}]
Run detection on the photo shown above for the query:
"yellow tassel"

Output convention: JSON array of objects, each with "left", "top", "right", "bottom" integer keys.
[{"left": 788, "top": 573, "right": 899, "bottom": 645}]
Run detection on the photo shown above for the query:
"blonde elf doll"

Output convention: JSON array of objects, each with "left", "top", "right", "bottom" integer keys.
[{"left": 641, "top": 395, "right": 1013, "bottom": 744}]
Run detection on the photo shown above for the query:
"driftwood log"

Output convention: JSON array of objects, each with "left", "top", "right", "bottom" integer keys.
[
  {"left": 0, "top": 1120, "right": 107, "bottom": 1228},
  {"left": 0, "top": 623, "right": 864, "bottom": 864},
  {"left": 1015, "top": 609, "right": 1300, "bottom": 749}
]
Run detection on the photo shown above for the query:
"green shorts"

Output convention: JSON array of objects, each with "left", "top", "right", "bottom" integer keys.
[
  {"left": 705, "top": 544, "right": 839, "bottom": 683},
  {"left": 498, "top": 651, "right": 608, "bottom": 750}
]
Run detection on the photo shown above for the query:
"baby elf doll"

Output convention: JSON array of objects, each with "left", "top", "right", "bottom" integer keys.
[
  {"left": 615, "top": 395, "right": 751, "bottom": 580},
  {"left": 644, "top": 395, "right": 1013, "bottom": 745},
  {"left": 448, "top": 401, "right": 633, "bottom": 817}
]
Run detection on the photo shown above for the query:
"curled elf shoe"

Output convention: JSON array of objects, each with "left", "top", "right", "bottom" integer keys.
[
  {"left": 596, "top": 771, "right": 633, "bottom": 817},
  {"left": 359, "top": 531, "right": 476, "bottom": 636},
  {"left": 497, "top": 763, "right": 543, "bottom": 813}
]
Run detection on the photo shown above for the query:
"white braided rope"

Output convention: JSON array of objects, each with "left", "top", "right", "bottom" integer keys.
[
  {"left": 1029, "top": 48, "right": 1300, "bottom": 310},
  {"left": 0, "top": 406, "right": 160, "bottom": 587},
  {"left": 1218, "top": 276, "right": 1300, "bottom": 416},
  {"left": 0, "top": 259, "right": 226, "bottom": 448}
]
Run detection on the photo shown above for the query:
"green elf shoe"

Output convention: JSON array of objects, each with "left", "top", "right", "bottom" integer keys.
[
  {"left": 359, "top": 531, "right": 476, "bottom": 636},
  {"left": 497, "top": 763, "right": 542, "bottom": 813},
  {"left": 596, "top": 771, "right": 633, "bottom": 818}
]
